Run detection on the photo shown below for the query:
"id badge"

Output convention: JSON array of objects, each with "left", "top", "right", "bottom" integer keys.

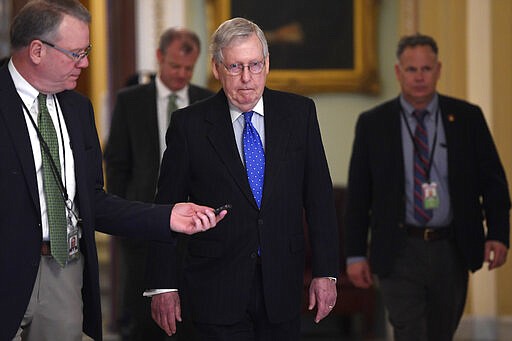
[
  {"left": 66, "top": 202, "right": 80, "bottom": 261},
  {"left": 422, "top": 182, "right": 439, "bottom": 209}
]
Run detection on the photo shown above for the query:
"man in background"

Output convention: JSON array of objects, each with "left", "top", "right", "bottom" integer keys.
[
  {"left": 0, "top": 1, "right": 224, "bottom": 340},
  {"left": 345, "top": 33, "right": 510, "bottom": 340},
  {"left": 104, "top": 27, "right": 213, "bottom": 340}
]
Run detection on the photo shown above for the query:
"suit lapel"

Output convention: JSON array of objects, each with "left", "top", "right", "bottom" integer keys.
[
  {"left": 142, "top": 83, "right": 160, "bottom": 159},
  {"left": 0, "top": 67, "right": 40, "bottom": 212},
  {"left": 391, "top": 98, "right": 405, "bottom": 164},
  {"left": 188, "top": 85, "right": 202, "bottom": 104},
  {"left": 259, "top": 89, "right": 291, "bottom": 208},
  {"left": 438, "top": 95, "right": 459, "bottom": 186},
  {"left": 438, "top": 95, "right": 458, "bottom": 147},
  {"left": 56, "top": 91, "right": 90, "bottom": 211},
  {"left": 205, "top": 91, "right": 257, "bottom": 207},
  {"left": 389, "top": 98, "right": 406, "bottom": 209}
]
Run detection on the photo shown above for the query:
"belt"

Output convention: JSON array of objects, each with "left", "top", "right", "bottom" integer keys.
[
  {"left": 41, "top": 241, "right": 51, "bottom": 256},
  {"left": 405, "top": 225, "right": 451, "bottom": 241}
]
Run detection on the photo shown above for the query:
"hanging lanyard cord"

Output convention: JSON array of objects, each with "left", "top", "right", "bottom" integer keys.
[
  {"left": 401, "top": 106, "right": 440, "bottom": 182},
  {"left": 20, "top": 94, "right": 77, "bottom": 218}
]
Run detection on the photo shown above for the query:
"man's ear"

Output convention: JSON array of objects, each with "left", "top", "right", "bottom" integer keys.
[
  {"left": 212, "top": 59, "right": 220, "bottom": 80},
  {"left": 29, "top": 40, "right": 44, "bottom": 64}
]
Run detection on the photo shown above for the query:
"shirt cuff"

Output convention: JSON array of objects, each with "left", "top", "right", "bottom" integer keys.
[
  {"left": 142, "top": 288, "right": 178, "bottom": 297},
  {"left": 326, "top": 277, "right": 337, "bottom": 284},
  {"left": 346, "top": 256, "right": 366, "bottom": 265}
]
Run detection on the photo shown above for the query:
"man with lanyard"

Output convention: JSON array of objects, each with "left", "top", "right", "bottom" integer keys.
[
  {"left": 0, "top": 1, "right": 225, "bottom": 340},
  {"left": 344, "top": 33, "right": 510, "bottom": 340}
]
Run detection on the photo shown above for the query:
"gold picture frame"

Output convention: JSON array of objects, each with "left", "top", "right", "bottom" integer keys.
[{"left": 206, "top": 0, "right": 379, "bottom": 94}]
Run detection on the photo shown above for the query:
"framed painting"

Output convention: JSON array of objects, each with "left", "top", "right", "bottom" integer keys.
[{"left": 206, "top": 0, "right": 379, "bottom": 94}]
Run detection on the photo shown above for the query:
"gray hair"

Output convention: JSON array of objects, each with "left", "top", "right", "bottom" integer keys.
[
  {"left": 209, "top": 17, "right": 268, "bottom": 64},
  {"left": 10, "top": 0, "right": 91, "bottom": 51},
  {"left": 396, "top": 33, "right": 438, "bottom": 59},
  {"left": 158, "top": 27, "right": 201, "bottom": 55}
]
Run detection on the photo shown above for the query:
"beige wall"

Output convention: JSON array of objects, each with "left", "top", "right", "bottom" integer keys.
[{"left": 491, "top": 0, "right": 512, "bottom": 316}]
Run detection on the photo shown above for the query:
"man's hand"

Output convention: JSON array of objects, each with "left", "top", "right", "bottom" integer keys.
[
  {"left": 170, "top": 202, "right": 227, "bottom": 234},
  {"left": 308, "top": 277, "right": 337, "bottom": 323},
  {"left": 485, "top": 240, "right": 508, "bottom": 270},
  {"left": 347, "top": 260, "right": 373, "bottom": 288},
  {"left": 151, "top": 292, "right": 181, "bottom": 336}
]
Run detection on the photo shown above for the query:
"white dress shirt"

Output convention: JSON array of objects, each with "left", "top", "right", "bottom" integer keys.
[
  {"left": 155, "top": 75, "right": 189, "bottom": 160},
  {"left": 8, "top": 60, "right": 78, "bottom": 241}
]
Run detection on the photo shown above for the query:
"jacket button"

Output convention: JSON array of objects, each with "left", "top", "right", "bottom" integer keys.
[
  {"left": 250, "top": 252, "right": 257, "bottom": 259},
  {"left": 258, "top": 219, "right": 263, "bottom": 225}
]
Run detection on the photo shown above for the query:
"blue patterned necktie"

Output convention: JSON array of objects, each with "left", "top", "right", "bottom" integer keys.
[
  {"left": 413, "top": 110, "right": 433, "bottom": 224},
  {"left": 38, "top": 93, "right": 68, "bottom": 266},
  {"left": 242, "top": 111, "right": 265, "bottom": 208}
]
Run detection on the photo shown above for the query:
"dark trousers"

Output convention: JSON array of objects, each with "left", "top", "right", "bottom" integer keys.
[
  {"left": 193, "top": 263, "right": 301, "bottom": 341},
  {"left": 379, "top": 238, "right": 468, "bottom": 341}
]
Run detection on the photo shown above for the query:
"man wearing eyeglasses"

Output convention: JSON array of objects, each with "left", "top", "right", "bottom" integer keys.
[
  {"left": 104, "top": 27, "right": 213, "bottom": 341},
  {"left": 0, "top": 1, "right": 225, "bottom": 340},
  {"left": 146, "top": 17, "right": 339, "bottom": 340}
]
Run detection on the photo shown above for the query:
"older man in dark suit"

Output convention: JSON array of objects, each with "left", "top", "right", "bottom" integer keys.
[
  {"left": 0, "top": 1, "right": 223, "bottom": 340},
  {"left": 147, "top": 17, "right": 339, "bottom": 340},
  {"left": 345, "top": 33, "right": 510, "bottom": 341},
  {"left": 104, "top": 27, "right": 213, "bottom": 340}
]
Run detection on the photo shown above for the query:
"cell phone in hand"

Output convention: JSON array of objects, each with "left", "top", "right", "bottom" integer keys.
[{"left": 214, "top": 204, "right": 232, "bottom": 216}]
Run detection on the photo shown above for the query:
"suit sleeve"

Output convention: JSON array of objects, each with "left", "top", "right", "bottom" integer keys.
[
  {"left": 73, "top": 96, "right": 173, "bottom": 241},
  {"left": 473, "top": 107, "right": 511, "bottom": 246},
  {"left": 145, "top": 111, "right": 190, "bottom": 288},
  {"left": 303, "top": 98, "right": 340, "bottom": 278},
  {"left": 344, "top": 113, "right": 372, "bottom": 258}
]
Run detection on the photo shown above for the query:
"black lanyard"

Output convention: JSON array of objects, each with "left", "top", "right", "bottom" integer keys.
[
  {"left": 20, "top": 94, "right": 75, "bottom": 217},
  {"left": 401, "top": 107, "right": 440, "bottom": 182}
]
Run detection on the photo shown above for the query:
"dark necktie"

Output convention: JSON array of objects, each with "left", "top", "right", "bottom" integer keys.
[
  {"left": 413, "top": 110, "right": 433, "bottom": 224},
  {"left": 242, "top": 111, "right": 265, "bottom": 208},
  {"left": 38, "top": 93, "right": 68, "bottom": 266},
  {"left": 167, "top": 93, "right": 178, "bottom": 126}
]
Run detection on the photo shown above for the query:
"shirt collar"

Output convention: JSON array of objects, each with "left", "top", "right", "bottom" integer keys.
[
  {"left": 156, "top": 74, "right": 188, "bottom": 101},
  {"left": 8, "top": 60, "right": 41, "bottom": 110},
  {"left": 400, "top": 93, "right": 439, "bottom": 120},
  {"left": 229, "top": 97, "right": 264, "bottom": 123}
]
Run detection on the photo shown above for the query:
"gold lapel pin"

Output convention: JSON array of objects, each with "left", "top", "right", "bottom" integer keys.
[{"left": 448, "top": 114, "right": 455, "bottom": 122}]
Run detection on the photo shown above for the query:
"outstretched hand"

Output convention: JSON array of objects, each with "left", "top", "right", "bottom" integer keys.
[{"left": 170, "top": 202, "right": 227, "bottom": 234}]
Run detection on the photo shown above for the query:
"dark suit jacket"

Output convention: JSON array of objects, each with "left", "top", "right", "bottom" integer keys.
[
  {"left": 345, "top": 95, "right": 510, "bottom": 276},
  {"left": 104, "top": 81, "right": 213, "bottom": 201},
  {"left": 0, "top": 65, "right": 174, "bottom": 341},
  {"left": 146, "top": 88, "right": 339, "bottom": 325}
]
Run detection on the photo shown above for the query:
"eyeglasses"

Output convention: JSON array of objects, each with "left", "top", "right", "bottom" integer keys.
[
  {"left": 41, "top": 40, "right": 92, "bottom": 62},
  {"left": 222, "top": 60, "right": 265, "bottom": 75}
]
